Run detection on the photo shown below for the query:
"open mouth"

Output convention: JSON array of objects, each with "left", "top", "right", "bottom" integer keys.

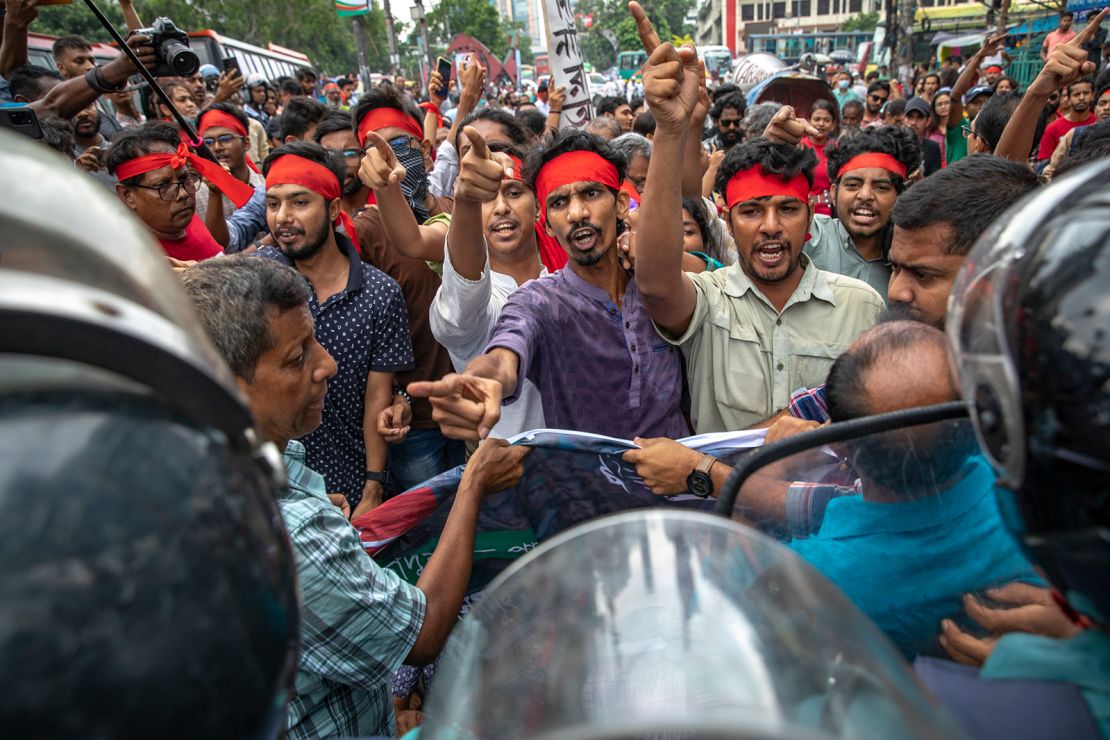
[
  {"left": 275, "top": 227, "right": 303, "bottom": 246},
  {"left": 753, "top": 243, "right": 787, "bottom": 269},
  {"left": 489, "top": 220, "right": 519, "bottom": 239},
  {"left": 569, "top": 226, "right": 600, "bottom": 252},
  {"left": 850, "top": 207, "right": 878, "bottom": 227}
]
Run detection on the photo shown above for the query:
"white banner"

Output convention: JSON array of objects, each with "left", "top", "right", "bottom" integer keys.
[{"left": 540, "top": 0, "right": 594, "bottom": 129}]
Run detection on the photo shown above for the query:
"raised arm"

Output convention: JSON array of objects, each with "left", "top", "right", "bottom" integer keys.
[
  {"left": 31, "top": 33, "right": 155, "bottom": 119},
  {"left": 995, "top": 10, "right": 1104, "bottom": 164},
  {"left": 681, "top": 64, "right": 711, "bottom": 199},
  {"left": 445, "top": 55, "right": 485, "bottom": 149},
  {"left": 448, "top": 126, "right": 512, "bottom": 279},
  {"left": 118, "top": 0, "right": 143, "bottom": 31},
  {"left": 948, "top": 34, "right": 1005, "bottom": 128},
  {"left": 629, "top": 1, "right": 700, "bottom": 336},
  {"left": 0, "top": 0, "right": 37, "bottom": 78}
]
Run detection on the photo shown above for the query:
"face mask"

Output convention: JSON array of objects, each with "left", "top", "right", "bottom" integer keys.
[
  {"left": 838, "top": 79, "right": 850, "bottom": 90},
  {"left": 389, "top": 136, "right": 430, "bottom": 222}
]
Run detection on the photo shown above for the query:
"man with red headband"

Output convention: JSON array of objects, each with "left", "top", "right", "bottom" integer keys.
[
  {"left": 409, "top": 129, "right": 688, "bottom": 442},
  {"left": 107, "top": 121, "right": 255, "bottom": 261},
  {"left": 428, "top": 131, "right": 547, "bottom": 438},
  {"left": 256, "top": 142, "right": 415, "bottom": 518},
  {"left": 763, "top": 112, "right": 921, "bottom": 300},
  {"left": 194, "top": 103, "right": 266, "bottom": 228},
  {"left": 630, "top": 4, "right": 882, "bottom": 437},
  {"left": 349, "top": 85, "right": 463, "bottom": 493}
]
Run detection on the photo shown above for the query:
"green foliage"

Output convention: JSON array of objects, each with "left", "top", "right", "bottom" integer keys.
[
  {"left": 425, "top": 0, "right": 508, "bottom": 56},
  {"left": 29, "top": 0, "right": 395, "bottom": 74},
  {"left": 573, "top": 0, "right": 691, "bottom": 71},
  {"left": 840, "top": 12, "right": 879, "bottom": 32}
]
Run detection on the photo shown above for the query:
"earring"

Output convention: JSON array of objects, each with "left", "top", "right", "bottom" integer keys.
[{"left": 806, "top": 232, "right": 812, "bottom": 241}]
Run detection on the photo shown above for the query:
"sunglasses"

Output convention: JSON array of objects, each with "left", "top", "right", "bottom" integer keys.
[
  {"left": 869, "top": 94, "right": 888, "bottom": 102},
  {"left": 719, "top": 119, "right": 742, "bottom": 128}
]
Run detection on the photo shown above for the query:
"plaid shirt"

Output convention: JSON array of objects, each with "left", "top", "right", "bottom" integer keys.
[
  {"left": 785, "top": 479, "right": 859, "bottom": 538},
  {"left": 280, "top": 441, "right": 426, "bottom": 739},
  {"left": 788, "top": 384, "right": 830, "bottom": 423}
]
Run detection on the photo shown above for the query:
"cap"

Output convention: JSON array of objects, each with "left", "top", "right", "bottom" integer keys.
[
  {"left": 963, "top": 85, "right": 994, "bottom": 104},
  {"left": 199, "top": 63, "right": 220, "bottom": 79},
  {"left": 904, "top": 97, "right": 932, "bottom": 118}
]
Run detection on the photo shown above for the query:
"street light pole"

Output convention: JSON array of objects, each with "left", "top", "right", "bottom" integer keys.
[
  {"left": 382, "top": 0, "right": 401, "bottom": 74},
  {"left": 412, "top": 0, "right": 435, "bottom": 79}
]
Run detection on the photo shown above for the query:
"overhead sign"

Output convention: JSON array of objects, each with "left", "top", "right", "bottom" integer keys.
[{"left": 540, "top": 0, "right": 594, "bottom": 129}]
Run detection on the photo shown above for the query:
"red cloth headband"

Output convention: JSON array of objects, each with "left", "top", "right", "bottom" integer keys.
[
  {"left": 840, "top": 152, "right": 908, "bottom": 178},
  {"left": 115, "top": 142, "right": 255, "bottom": 209},
  {"left": 724, "top": 167, "right": 810, "bottom": 210},
  {"left": 507, "top": 155, "right": 524, "bottom": 182},
  {"left": 534, "top": 151, "right": 620, "bottom": 217},
  {"left": 264, "top": 154, "right": 357, "bottom": 239},
  {"left": 356, "top": 107, "right": 424, "bottom": 147},
  {"left": 418, "top": 101, "right": 443, "bottom": 131},
  {"left": 198, "top": 109, "right": 248, "bottom": 138}
]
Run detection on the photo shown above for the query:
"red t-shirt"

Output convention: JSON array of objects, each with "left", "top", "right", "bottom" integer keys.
[
  {"left": 158, "top": 215, "right": 223, "bottom": 261},
  {"left": 1037, "top": 112, "right": 1097, "bottom": 160},
  {"left": 802, "top": 137, "right": 832, "bottom": 216}
]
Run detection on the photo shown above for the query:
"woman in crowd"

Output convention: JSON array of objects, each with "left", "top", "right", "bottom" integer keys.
[
  {"left": 928, "top": 89, "right": 951, "bottom": 168},
  {"left": 802, "top": 99, "right": 838, "bottom": 216}
]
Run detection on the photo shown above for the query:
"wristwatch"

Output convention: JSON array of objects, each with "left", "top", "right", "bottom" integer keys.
[
  {"left": 365, "top": 469, "right": 391, "bottom": 486},
  {"left": 686, "top": 455, "right": 716, "bottom": 498}
]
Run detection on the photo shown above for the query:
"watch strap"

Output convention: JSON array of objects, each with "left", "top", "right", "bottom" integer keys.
[
  {"left": 364, "top": 469, "right": 390, "bottom": 484},
  {"left": 695, "top": 454, "right": 716, "bottom": 476}
]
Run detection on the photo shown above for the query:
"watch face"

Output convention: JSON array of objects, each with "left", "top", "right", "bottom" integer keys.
[{"left": 687, "top": 471, "right": 712, "bottom": 498}]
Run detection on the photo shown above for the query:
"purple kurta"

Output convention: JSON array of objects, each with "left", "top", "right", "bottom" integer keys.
[{"left": 485, "top": 266, "right": 689, "bottom": 440}]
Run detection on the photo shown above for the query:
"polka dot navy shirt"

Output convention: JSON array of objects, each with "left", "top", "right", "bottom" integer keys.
[{"left": 259, "top": 234, "right": 414, "bottom": 505}]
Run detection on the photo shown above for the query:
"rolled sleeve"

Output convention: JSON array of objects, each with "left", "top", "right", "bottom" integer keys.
[
  {"left": 653, "top": 273, "right": 714, "bottom": 346},
  {"left": 429, "top": 140, "right": 460, "bottom": 198},
  {"left": 429, "top": 237, "right": 496, "bottom": 361},
  {"left": 292, "top": 508, "right": 426, "bottom": 690}
]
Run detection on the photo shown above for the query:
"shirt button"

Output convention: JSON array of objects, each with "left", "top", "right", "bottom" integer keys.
[
  {"left": 625, "top": 321, "right": 630, "bottom": 328},
  {"left": 776, "top": 362, "right": 784, "bottom": 371},
  {"left": 634, "top": 365, "right": 640, "bottom": 373},
  {"left": 631, "top": 344, "right": 637, "bottom": 351},
  {"left": 775, "top": 318, "right": 782, "bottom": 326}
]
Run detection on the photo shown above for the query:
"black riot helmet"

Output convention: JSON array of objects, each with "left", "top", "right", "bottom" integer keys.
[
  {"left": 0, "top": 130, "right": 299, "bottom": 737},
  {"left": 949, "top": 156, "right": 1110, "bottom": 623}
]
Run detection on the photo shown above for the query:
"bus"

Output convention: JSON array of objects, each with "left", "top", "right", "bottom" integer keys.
[
  {"left": 27, "top": 31, "right": 119, "bottom": 70},
  {"left": 617, "top": 50, "right": 647, "bottom": 80},
  {"left": 187, "top": 30, "right": 312, "bottom": 80},
  {"left": 747, "top": 31, "right": 873, "bottom": 65},
  {"left": 701, "top": 45, "right": 734, "bottom": 80}
]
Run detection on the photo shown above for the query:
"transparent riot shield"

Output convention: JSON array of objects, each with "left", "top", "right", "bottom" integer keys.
[{"left": 420, "top": 508, "right": 965, "bottom": 739}]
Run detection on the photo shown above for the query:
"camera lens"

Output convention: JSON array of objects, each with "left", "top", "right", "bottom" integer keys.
[{"left": 162, "top": 40, "right": 200, "bottom": 77}]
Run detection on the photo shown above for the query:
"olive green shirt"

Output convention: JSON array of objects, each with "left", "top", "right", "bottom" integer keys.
[{"left": 658, "top": 257, "right": 884, "bottom": 433}]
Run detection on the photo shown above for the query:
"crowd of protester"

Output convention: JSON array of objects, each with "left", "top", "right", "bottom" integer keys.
[{"left": 3, "top": 0, "right": 1110, "bottom": 736}]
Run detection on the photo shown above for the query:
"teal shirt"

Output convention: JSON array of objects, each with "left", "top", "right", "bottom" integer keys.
[
  {"left": 788, "top": 457, "right": 1038, "bottom": 658},
  {"left": 803, "top": 214, "right": 891, "bottom": 300},
  {"left": 983, "top": 630, "right": 1110, "bottom": 737},
  {"left": 280, "top": 441, "right": 427, "bottom": 739}
]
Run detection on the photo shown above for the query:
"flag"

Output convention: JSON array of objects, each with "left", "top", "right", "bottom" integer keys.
[
  {"left": 336, "top": 0, "right": 370, "bottom": 17},
  {"left": 353, "top": 429, "right": 767, "bottom": 596}
]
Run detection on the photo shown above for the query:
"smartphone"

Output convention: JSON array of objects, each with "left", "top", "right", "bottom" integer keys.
[
  {"left": 0, "top": 105, "right": 43, "bottom": 140},
  {"left": 221, "top": 56, "right": 241, "bottom": 77},
  {"left": 435, "top": 57, "right": 452, "bottom": 97}
]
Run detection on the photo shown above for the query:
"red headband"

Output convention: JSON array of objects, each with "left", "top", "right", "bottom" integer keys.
[
  {"left": 534, "top": 151, "right": 620, "bottom": 216},
  {"left": 265, "top": 154, "right": 357, "bottom": 239},
  {"left": 724, "top": 167, "right": 810, "bottom": 210},
  {"left": 507, "top": 155, "right": 524, "bottom": 182},
  {"left": 418, "top": 101, "right": 443, "bottom": 130},
  {"left": 115, "top": 142, "right": 255, "bottom": 208},
  {"left": 356, "top": 107, "right": 424, "bottom": 147},
  {"left": 198, "top": 109, "right": 248, "bottom": 138},
  {"left": 840, "top": 152, "right": 908, "bottom": 178}
]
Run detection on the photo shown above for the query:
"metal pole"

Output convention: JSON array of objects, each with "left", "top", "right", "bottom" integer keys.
[
  {"left": 382, "top": 0, "right": 401, "bottom": 74},
  {"left": 352, "top": 16, "right": 372, "bottom": 88}
]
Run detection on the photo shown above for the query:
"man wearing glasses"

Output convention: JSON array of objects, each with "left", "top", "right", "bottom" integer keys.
[
  {"left": 862, "top": 80, "right": 890, "bottom": 127},
  {"left": 314, "top": 111, "right": 377, "bottom": 217},
  {"left": 194, "top": 104, "right": 267, "bottom": 226},
  {"left": 107, "top": 121, "right": 248, "bottom": 261},
  {"left": 703, "top": 91, "right": 746, "bottom": 153}
]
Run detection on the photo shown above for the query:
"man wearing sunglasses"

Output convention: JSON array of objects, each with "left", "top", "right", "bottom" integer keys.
[
  {"left": 863, "top": 80, "right": 890, "bottom": 126},
  {"left": 194, "top": 104, "right": 266, "bottom": 226},
  {"left": 703, "top": 91, "right": 746, "bottom": 153},
  {"left": 107, "top": 121, "right": 255, "bottom": 261}
]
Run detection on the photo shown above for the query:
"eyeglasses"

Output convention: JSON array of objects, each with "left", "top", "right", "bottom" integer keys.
[
  {"left": 388, "top": 135, "right": 422, "bottom": 150},
  {"left": 961, "top": 123, "right": 977, "bottom": 139},
  {"left": 202, "top": 134, "right": 243, "bottom": 146},
  {"left": 131, "top": 172, "right": 202, "bottom": 200},
  {"left": 329, "top": 148, "right": 363, "bottom": 160},
  {"left": 869, "top": 94, "right": 888, "bottom": 102},
  {"left": 719, "top": 119, "right": 742, "bottom": 128}
]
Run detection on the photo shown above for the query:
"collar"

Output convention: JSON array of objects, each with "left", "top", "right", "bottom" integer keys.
[
  {"left": 819, "top": 456, "right": 995, "bottom": 538},
  {"left": 722, "top": 254, "right": 837, "bottom": 308},
  {"left": 335, "top": 231, "right": 364, "bottom": 294},
  {"left": 283, "top": 439, "right": 306, "bottom": 464},
  {"left": 558, "top": 262, "right": 634, "bottom": 306},
  {"left": 832, "top": 218, "right": 886, "bottom": 264}
]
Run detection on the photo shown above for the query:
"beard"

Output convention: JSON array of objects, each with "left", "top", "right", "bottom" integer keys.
[
  {"left": 739, "top": 238, "right": 802, "bottom": 284},
  {"left": 719, "top": 127, "right": 741, "bottom": 146},
  {"left": 562, "top": 220, "right": 609, "bottom": 266},
  {"left": 341, "top": 173, "right": 363, "bottom": 197},
  {"left": 281, "top": 219, "right": 332, "bottom": 261},
  {"left": 880, "top": 301, "right": 944, "bottom": 329}
]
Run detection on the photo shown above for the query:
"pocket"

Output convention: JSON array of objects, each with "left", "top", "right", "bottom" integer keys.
[
  {"left": 791, "top": 339, "right": 850, "bottom": 391},
  {"left": 711, "top": 318, "right": 771, "bottom": 416}
]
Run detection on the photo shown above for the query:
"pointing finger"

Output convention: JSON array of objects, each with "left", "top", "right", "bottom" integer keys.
[
  {"left": 463, "top": 125, "right": 490, "bottom": 160},
  {"left": 1073, "top": 8, "right": 1107, "bottom": 48},
  {"left": 629, "top": 2, "right": 661, "bottom": 54},
  {"left": 363, "top": 130, "right": 395, "bottom": 162}
]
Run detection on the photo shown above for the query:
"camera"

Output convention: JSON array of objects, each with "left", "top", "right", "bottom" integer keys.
[{"left": 135, "top": 18, "right": 199, "bottom": 78}]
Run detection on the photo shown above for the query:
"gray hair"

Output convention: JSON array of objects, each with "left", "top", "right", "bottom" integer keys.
[
  {"left": 610, "top": 132, "right": 652, "bottom": 163},
  {"left": 585, "top": 116, "right": 621, "bottom": 141},
  {"left": 181, "top": 256, "right": 312, "bottom": 381},
  {"left": 742, "top": 102, "right": 783, "bottom": 141}
]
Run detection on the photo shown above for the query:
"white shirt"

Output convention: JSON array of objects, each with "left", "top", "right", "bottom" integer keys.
[{"left": 429, "top": 241, "right": 547, "bottom": 438}]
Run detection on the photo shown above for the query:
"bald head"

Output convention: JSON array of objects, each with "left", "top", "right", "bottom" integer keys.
[{"left": 827, "top": 321, "right": 956, "bottom": 422}]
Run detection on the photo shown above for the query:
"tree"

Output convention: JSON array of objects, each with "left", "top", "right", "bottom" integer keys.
[
  {"left": 425, "top": 0, "right": 508, "bottom": 56},
  {"left": 841, "top": 12, "right": 879, "bottom": 32},
  {"left": 572, "top": 0, "right": 690, "bottom": 71}
]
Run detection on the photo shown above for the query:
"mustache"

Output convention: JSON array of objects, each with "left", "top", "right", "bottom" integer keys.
[{"left": 563, "top": 220, "right": 602, "bottom": 242}]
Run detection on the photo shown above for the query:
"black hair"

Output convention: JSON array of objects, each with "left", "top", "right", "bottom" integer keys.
[
  {"left": 867, "top": 80, "right": 891, "bottom": 97},
  {"left": 710, "top": 91, "right": 747, "bottom": 121},
  {"left": 105, "top": 122, "right": 182, "bottom": 184},
  {"left": 973, "top": 91, "right": 1022, "bottom": 152},
  {"left": 681, "top": 196, "right": 725, "bottom": 263},
  {"left": 940, "top": 69, "right": 959, "bottom": 88},
  {"left": 629, "top": 96, "right": 644, "bottom": 112},
  {"left": 524, "top": 129, "right": 627, "bottom": 195},
  {"left": 516, "top": 109, "right": 547, "bottom": 138},
  {"left": 825, "top": 124, "right": 919, "bottom": 187},
  {"left": 810, "top": 98, "right": 838, "bottom": 128},
  {"left": 10, "top": 64, "right": 62, "bottom": 102},
  {"left": 841, "top": 99, "right": 864, "bottom": 117},
  {"left": 261, "top": 141, "right": 346, "bottom": 190},
  {"left": 596, "top": 95, "right": 629, "bottom": 117},
  {"left": 201, "top": 101, "right": 250, "bottom": 135},
  {"left": 52, "top": 35, "right": 92, "bottom": 60},
  {"left": 454, "top": 107, "right": 530, "bottom": 149},
  {"left": 710, "top": 83, "right": 741, "bottom": 101},
  {"left": 1067, "top": 76, "right": 1095, "bottom": 94},
  {"left": 714, "top": 138, "right": 817, "bottom": 197},
  {"left": 891, "top": 154, "right": 1040, "bottom": 255},
  {"left": 37, "top": 114, "right": 75, "bottom": 159},
  {"left": 336, "top": 77, "right": 351, "bottom": 87},
  {"left": 312, "top": 110, "right": 356, "bottom": 143},
  {"left": 881, "top": 98, "right": 906, "bottom": 118},
  {"left": 923, "top": 72, "right": 941, "bottom": 86},
  {"left": 278, "top": 79, "right": 302, "bottom": 98},
  {"left": 633, "top": 110, "right": 656, "bottom": 137},
  {"left": 295, "top": 67, "right": 317, "bottom": 82},
  {"left": 279, "top": 97, "right": 326, "bottom": 141},
  {"left": 352, "top": 83, "right": 423, "bottom": 135},
  {"left": 1094, "top": 67, "right": 1110, "bottom": 96},
  {"left": 1054, "top": 120, "right": 1110, "bottom": 178},
  {"left": 1060, "top": 10, "right": 1074, "bottom": 19}
]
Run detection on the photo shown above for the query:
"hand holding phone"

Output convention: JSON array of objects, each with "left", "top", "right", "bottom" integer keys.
[{"left": 435, "top": 57, "right": 452, "bottom": 98}]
